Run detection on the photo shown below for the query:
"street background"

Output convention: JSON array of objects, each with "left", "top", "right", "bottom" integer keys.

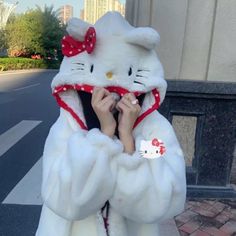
[{"left": 0, "top": 70, "right": 58, "bottom": 235}]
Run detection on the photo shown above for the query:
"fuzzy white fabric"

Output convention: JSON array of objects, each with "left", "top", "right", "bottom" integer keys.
[{"left": 36, "top": 11, "right": 186, "bottom": 236}]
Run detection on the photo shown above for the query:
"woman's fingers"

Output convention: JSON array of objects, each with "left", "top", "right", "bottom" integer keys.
[
  {"left": 90, "top": 87, "right": 117, "bottom": 138},
  {"left": 100, "top": 95, "right": 116, "bottom": 111},
  {"left": 120, "top": 97, "right": 137, "bottom": 110},
  {"left": 99, "top": 94, "right": 113, "bottom": 106},
  {"left": 115, "top": 103, "right": 122, "bottom": 113},
  {"left": 92, "top": 87, "right": 110, "bottom": 105},
  {"left": 105, "top": 99, "right": 116, "bottom": 112},
  {"left": 123, "top": 92, "right": 136, "bottom": 101},
  {"left": 116, "top": 100, "right": 129, "bottom": 113},
  {"left": 116, "top": 93, "right": 142, "bottom": 135},
  {"left": 119, "top": 94, "right": 141, "bottom": 113},
  {"left": 92, "top": 90, "right": 141, "bottom": 114}
]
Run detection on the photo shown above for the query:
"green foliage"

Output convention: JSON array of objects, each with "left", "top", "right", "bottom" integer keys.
[
  {"left": 4, "top": 5, "right": 65, "bottom": 57},
  {"left": 0, "top": 29, "right": 7, "bottom": 51},
  {"left": 0, "top": 57, "right": 60, "bottom": 71}
]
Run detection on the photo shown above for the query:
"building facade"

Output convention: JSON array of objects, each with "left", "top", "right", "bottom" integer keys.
[
  {"left": 59, "top": 5, "right": 73, "bottom": 25},
  {"left": 83, "top": 0, "right": 125, "bottom": 24}
]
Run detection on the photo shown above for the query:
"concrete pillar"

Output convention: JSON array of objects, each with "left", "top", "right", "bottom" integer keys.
[
  {"left": 207, "top": 0, "right": 236, "bottom": 82},
  {"left": 179, "top": 0, "right": 216, "bottom": 81}
]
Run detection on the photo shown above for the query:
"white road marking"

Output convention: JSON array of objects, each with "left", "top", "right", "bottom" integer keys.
[
  {"left": 0, "top": 120, "right": 42, "bottom": 157},
  {"left": 13, "top": 83, "right": 40, "bottom": 91},
  {"left": 3, "top": 158, "right": 43, "bottom": 205}
]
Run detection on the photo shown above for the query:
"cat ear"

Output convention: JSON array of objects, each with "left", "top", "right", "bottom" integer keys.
[
  {"left": 66, "top": 17, "right": 92, "bottom": 41},
  {"left": 124, "top": 27, "right": 160, "bottom": 50}
]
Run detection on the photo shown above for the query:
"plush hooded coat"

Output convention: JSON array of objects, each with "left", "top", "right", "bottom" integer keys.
[{"left": 36, "top": 11, "right": 186, "bottom": 236}]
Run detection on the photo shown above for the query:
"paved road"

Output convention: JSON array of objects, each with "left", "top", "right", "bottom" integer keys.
[{"left": 0, "top": 70, "right": 59, "bottom": 236}]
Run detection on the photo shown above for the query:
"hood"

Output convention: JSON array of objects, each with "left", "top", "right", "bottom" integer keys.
[{"left": 51, "top": 11, "right": 167, "bottom": 130}]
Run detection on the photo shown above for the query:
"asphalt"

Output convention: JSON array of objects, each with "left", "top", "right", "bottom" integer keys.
[
  {"left": 0, "top": 69, "right": 59, "bottom": 134},
  {"left": 0, "top": 70, "right": 58, "bottom": 235}
]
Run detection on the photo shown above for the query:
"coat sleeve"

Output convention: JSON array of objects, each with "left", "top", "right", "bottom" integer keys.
[
  {"left": 41, "top": 109, "right": 124, "bottom": 221},
  {"left": 109, "top": 111, "right": 186, "bottom": 223}
]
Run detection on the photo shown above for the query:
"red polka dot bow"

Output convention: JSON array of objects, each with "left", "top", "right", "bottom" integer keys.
[
  {"left": 152, "top": 138, "right": 166, "bottom": 155},
  {"left": 152, "top": 138, "right": 162, "bottom": 147},
  {"left": 61, "top": 27, "right": 96, "bottom": 57}
]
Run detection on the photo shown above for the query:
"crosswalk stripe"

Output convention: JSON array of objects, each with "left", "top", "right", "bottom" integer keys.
[
  {"left": 3, "top": 157, "right": 43, "bottom": 205},
  {"left": 0, "top": 120, "right": 42, "bottom": 157}
]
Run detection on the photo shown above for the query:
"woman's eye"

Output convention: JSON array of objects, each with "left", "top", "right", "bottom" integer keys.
[
  {"left": 145, "top": 150, "right": 147, "bottom": 153},
  {"left": 90, "top": 64, "right": 94, "bottom": 73},
  {"left": 128, "top": 67, "right": 132, "bottom": 76}
]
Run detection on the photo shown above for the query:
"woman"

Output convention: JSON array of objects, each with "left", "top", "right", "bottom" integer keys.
[{"left": 36, "top": 11, "right": 186, "bottom": 236}]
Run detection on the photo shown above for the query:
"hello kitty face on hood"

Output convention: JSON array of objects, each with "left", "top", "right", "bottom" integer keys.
[
  {"left": 139, "top": 138, "right": 166, "bottom": 159},
  {"left": 51, "top": 11, "right": 167, "bottom": 130}
]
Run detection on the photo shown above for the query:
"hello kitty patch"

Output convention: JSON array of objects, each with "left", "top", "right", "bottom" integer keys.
[{"left": 139, "top": 138, "right": 166, "bottom": 159}]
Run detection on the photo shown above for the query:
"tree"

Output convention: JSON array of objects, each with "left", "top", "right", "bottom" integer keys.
[
  {"left": 0, "top": 29, "right": 7, "bottom": 52},
  {"left": 5, "top": 11, "right": 42, "bottom": 56},
  {"left": 35, "top": 5, "right": 65, "bottom": 58},
  {"left": 5, "top": 5, "right": 65, "bottom": 57}
]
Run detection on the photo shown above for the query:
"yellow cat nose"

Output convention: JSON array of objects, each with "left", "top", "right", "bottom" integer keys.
[{"left": 106, "top": 71, "right": 113, "bottom": 80}]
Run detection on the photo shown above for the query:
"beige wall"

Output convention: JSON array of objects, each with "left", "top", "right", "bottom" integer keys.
[{"left": 125, "top": 0, "right": 236, "bottom": 82}]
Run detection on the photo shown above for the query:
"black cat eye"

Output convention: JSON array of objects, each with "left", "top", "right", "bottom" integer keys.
[
  {"left": 156, "top": 150, "right": 159, "bottom": 153},
  {"left": 128, "top": 67, "right": 132, "bottom": 76},
  {"left": 90, "top": 64, "right": 94, "bottom": 73}
]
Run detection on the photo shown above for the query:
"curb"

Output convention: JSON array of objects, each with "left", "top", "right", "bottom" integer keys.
[{"left": 0, "top": 69, "right": 59, "bottom": 75}]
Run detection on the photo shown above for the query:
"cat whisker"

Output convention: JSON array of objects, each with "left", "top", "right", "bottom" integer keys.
[
  {"left": 71, "top": 68, "right": 85, "bottom": 71},
  {"left": 134, "top": 80, "right": 144, "bottom": 85},
  {"left": 138, "top": 69, "right": 150, "bottom": 72},
  {"left": 72, "top": 62, "right": 84, "bottom": 65},
  {"left": 136, "top": 75, "right": 148, "bottom": 78}
]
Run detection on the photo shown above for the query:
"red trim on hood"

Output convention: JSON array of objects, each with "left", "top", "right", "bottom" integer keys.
[
  {"left": 133, "top": 89, "right": 160, "bottom": 129},
  {"left": 52, "top": 84, "right": 160, "bottom": 130},
  {"left": 54, "top": 92, "right": 88, "bottom": 130},
  {"left": 52, "top": 84, "right": 144, "bottom": 97}
]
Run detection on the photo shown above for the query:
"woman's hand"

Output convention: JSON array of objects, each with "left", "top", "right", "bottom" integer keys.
[
  {"left": 116, "top": 93, "right": 141, "bottom": 154},
  {"left": 91, "top": 87, "right": 117, "bottom": 138}
]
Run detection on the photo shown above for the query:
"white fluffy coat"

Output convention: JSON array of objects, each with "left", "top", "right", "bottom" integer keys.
[{"left": 36, "top": 11, "right": 186, "bottom": 236}]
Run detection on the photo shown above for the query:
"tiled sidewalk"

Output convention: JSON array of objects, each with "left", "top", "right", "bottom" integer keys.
[{"left": 174, "top": 199, "right": 236, "bottom": 236}]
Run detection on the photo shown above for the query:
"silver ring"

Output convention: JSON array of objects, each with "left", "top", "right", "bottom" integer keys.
[{"left": 131, "top": 99, "right": 139, "bottom": 105}]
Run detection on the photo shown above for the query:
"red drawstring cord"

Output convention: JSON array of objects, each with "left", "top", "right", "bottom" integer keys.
[{"left": 101, "top": 201, "right": 110, "bottom": 236}]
